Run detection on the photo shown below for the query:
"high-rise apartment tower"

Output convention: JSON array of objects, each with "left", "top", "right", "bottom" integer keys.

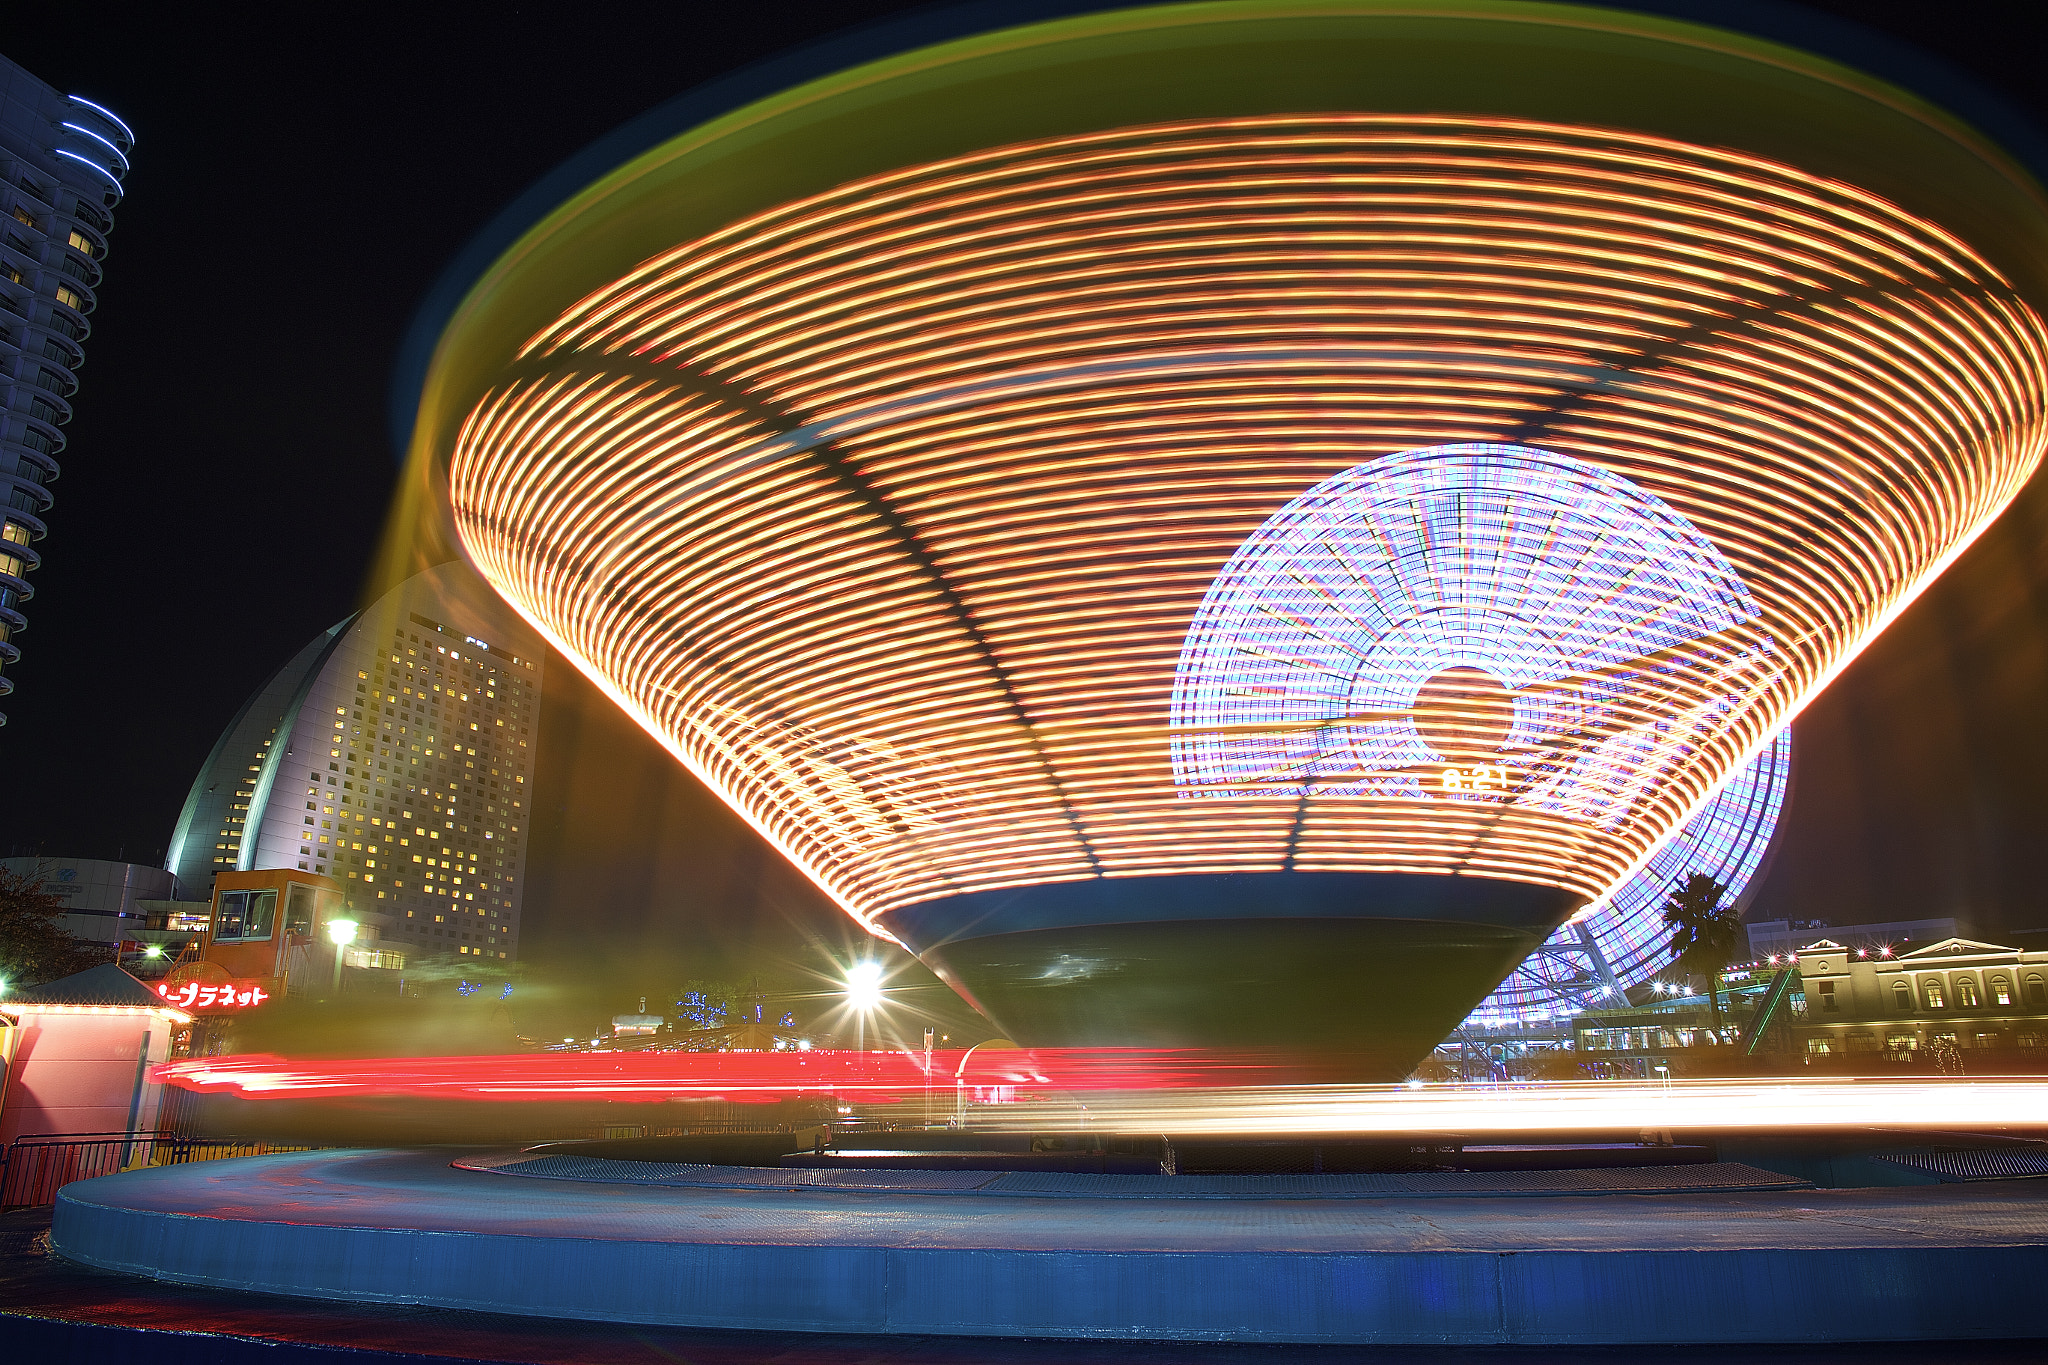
[{"left": 0, "top": 55, "right": 131, "bottom": 725}]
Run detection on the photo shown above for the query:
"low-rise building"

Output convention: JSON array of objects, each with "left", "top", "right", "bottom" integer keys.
[
  {"left": 150, "top": 866, "right": 404, "bottom": 1021},
  {"left": 1792, "top": 936, "right": 2048, "bottom": 1063},
  {"left": 1571, "top": 935, "right": 2048, "bottom": 1074},
  {"left": 0, "top": 856, "right": 180, "bottom": 961},
  {"left": 1572, "top": 972, "right": 1788, "bottom": 1077},
  {"left": 0, "top": 963, "right": 187, "bottom": 1146}
]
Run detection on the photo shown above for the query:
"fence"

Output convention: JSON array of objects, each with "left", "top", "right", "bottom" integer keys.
[{"left": 0, "top": 1131, "right": 311, "bottom": 1208}]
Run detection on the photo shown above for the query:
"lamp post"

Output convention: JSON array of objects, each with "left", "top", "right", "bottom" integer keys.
[
  {"left": 327, "top": 918, "right": 358, "bottom": 991},
  {"left": 844, "top": 960, "right": 883, "bottom": 1052}
]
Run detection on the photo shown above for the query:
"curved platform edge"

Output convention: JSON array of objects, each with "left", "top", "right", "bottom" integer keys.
[
  {"left": 41, "top": 1151, "right": 2048, "bottom": 1344},
  {"left": 453, "top": 1151, "right": 1817, "bottom": 1199}
]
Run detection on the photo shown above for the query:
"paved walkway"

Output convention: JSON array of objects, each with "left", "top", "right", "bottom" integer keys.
[{"left": 49, "top": 1149, "right": 2048, "bottom": 1343}]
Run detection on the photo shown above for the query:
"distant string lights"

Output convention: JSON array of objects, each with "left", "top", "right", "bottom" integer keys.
[{"left": 450, "top": 116, "right": 2048, "bottom": 933}]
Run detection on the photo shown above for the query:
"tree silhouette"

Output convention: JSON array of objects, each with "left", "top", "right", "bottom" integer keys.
[
  {"left": 0, "top": 865, "right": 100, "bottom": 988},
  {"left": 1663, "top": 873, "right": 1744, "bottom": 1038}
]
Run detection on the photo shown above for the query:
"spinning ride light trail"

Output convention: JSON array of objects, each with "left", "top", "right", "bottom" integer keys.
[
  {"left": 156, "top": 1051, "right": 2048, "bottom": 1136},
  {"left": 957, "top": 1079, "right": 2048, "bottom": 1137},
  {"left": 455, "top": 122, "right": 2045, "bottom": 919},
  {"left": 411, "top": 2, "right": 2048, "bottom": 1073}
]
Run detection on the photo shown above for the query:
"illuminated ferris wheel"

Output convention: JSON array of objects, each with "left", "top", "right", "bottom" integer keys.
[
  {"left": 1474, "top": 729, "right": 1792, "bottom": 1023},
  {"left": 1171, "top": 442, "right": 1793, "bottom": 1017},
  {"left": 1172, "top": 442, "right": 1771, "bottom": 820}
]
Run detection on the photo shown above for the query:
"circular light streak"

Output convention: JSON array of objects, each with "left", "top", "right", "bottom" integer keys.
[
  {"left": 449, "top": 115, "right": 2048, "bottom": 939},
  {"left": 1171, "top": 442, "right": 1758, "bottom": 849}
]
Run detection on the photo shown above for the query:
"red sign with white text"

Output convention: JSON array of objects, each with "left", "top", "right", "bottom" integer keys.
[{"left": 157, "top": 980, "right": 270, "bottom": 1011}]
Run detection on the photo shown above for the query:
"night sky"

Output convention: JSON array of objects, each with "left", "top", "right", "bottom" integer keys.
[{"left": 2, "top": 1, "right": 2046, "bottom": 1029}]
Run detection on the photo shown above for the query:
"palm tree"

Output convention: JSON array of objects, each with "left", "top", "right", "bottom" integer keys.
[{"left": 1663, "top": 873, "right": 1745, "bottom": 1039}]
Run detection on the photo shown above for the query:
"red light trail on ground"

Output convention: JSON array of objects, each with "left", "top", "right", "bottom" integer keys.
[
  {"left": 156, "top": 1050, "right": 2048, "bottom": 1134},
  {"left": 154, "top": 1049, "right": 1296, "bottom": 1103}
]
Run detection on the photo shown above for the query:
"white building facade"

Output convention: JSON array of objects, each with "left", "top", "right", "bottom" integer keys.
[{"left": 0, "top": 855, "right": 175, "bottom": 948}]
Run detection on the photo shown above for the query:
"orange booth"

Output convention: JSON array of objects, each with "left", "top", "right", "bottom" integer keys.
[{"left": 183, "top": 869, "right": 359, "bottom": 1000}]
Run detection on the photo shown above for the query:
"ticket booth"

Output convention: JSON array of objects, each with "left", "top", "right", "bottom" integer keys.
[{"left": 195, "top": 869, "right": 356, "bottom": 998}]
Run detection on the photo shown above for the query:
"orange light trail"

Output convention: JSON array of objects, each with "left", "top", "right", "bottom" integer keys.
[
  {"left": 447, "top": 116, "right": 2048, "bottom": 932},
  {"left": 965, "top": 1078, "right": 2048, "bottom": 1137}
]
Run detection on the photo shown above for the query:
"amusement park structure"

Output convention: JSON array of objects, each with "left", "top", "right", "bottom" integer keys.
[{"left": 404, "top": 1, "right": 2048, "bottom": 1076}]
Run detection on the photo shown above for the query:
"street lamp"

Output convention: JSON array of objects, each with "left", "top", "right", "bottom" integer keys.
[
  {"left": 327, "top": 918, "right": 358, "bottom": 990},
  {"left": 844, "top": 960, "right": 883, "bottom": 1052}
]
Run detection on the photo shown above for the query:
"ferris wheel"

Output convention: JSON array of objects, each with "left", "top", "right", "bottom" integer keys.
[
  {"left": 1172, "top": 441, "right": 1792, "bottom": 1015},
  {"left": 1172, "top": 442, "right": 1774, "bottom": 834}
]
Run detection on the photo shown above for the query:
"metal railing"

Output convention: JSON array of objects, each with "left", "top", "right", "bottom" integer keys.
[{"left": 0, "top": 1131, "right": 311, "bottom": 1207}]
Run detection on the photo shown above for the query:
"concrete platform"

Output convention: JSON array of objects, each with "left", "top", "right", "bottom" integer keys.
[
  {"left": 456, "top": 1148, "right": 1816, "bottom": 1197},
  {"left": 45, "top": 1149, "right": 2048, "bottom": 1344}
]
